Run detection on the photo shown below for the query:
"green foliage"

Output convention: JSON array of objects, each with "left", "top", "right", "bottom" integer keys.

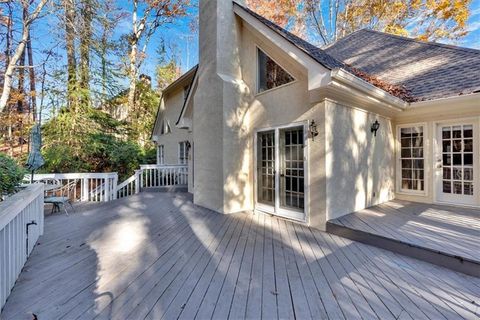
[
  {"left": 0, "top": 153, "right": 27, "bottom": 196},
  {"left": 40, "top": 85, "right": 158, "bottom": 180}
]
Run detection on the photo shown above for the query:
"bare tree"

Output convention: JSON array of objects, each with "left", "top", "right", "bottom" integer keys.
[
  {"left": 127, "top": 0, "right": 189, "bottom": 113},
  {"left": 0, "top": 0, "right": 49, "bottom": 113}
]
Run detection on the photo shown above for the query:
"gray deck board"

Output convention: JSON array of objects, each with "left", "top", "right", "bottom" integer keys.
[
  {"left": 330, "top": 200, "right": 480, "bottom": 264},
  {"left": 2, "top": 193, "right": 480, "bottom": 320}
]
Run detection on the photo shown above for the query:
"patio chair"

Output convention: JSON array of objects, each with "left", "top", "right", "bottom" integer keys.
[{"left": 43, "top": 181, "right": 77, "bottom": 215}]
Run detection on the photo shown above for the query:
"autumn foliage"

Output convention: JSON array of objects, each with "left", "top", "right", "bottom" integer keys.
[{"left": 247, "top": 0, "right": 472, "bottom": 45}]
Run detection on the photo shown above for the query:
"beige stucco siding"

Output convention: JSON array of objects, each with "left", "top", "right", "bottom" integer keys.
[
  {"left": 325, "top": 100, "right": 395, "bottom": 220},
  {"left": 393, "top": 97, "right": 480, "bottom": 205},
  {"left": 154, "top": 87, "right": 192, "bottom": 165},
  {"left": 237, "top": 24, "right": 328, "bottom": 229}
]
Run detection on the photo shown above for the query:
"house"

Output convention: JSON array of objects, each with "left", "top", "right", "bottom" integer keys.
[{"left": 152, "top": 0, "right": 480, "bottom": 230}]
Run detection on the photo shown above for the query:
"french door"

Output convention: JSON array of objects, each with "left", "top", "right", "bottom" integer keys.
[
  {"left": 256, "top": 125, "right": 306, "bottom": 221},
  {"left": 436, "top": 123, "right": 477, "bottom": 205}
]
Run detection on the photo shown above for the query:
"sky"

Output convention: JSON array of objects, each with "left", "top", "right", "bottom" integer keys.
[{"left": 24, "top": 0, "right": 480, "bottom": 94}]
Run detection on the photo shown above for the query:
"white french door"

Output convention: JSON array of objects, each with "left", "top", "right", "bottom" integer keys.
[
  {"left": 435, "top": 123, "right": 477, "bottom": 206},
  {"left": 256, "top": 125, "right": 307, "bottom": 222}
]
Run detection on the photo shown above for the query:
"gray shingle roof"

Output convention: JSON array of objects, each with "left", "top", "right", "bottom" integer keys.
[
  {"left": 236, "top": 2, "right": 480, "bottom": 102},
  {"left": 325, "top": 29, "right": 480, "bottom": 101}
]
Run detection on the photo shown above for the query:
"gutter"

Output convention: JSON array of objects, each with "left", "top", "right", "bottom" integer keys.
[{"left": 330, "top": 68, "right": 408, "bottom": 111}]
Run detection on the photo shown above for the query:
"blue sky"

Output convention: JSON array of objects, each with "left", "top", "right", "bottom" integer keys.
[
  {"left": 143, "top": 0, "right": 480, "bottom": 78},
  {"left": 28, "top": 0, "right": 480, "bottom": 92}
]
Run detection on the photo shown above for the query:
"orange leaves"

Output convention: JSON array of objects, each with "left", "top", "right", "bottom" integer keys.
[
  {"left": 340, "top": 0, "right": 472, "bottom": 42},
  {"left": 246, "top": 0, "right": 300, "bottom": 28}
]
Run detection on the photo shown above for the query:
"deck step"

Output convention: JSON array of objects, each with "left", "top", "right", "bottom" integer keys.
[{"left": 326, "top": 221, "right": 480, "bottom": 278}]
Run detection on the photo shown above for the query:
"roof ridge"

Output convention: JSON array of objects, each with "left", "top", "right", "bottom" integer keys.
[{"left": 359, "top": 29, "right": 480, "bottom": 55}]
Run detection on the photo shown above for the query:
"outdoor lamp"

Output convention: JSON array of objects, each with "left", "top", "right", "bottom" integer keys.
[
  {"left": 185, "top": 141, "right": 192, "bottom": 150},
  {"left": 309, "top": 120, "right": 319, "bottom": 141},
  {"left": 371, "top": 120, "right": 380, "bottom": 137}
]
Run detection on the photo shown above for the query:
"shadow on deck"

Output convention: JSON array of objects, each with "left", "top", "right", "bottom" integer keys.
[{"left": 2, "top": 194, "right": 479, "bottom": 319}]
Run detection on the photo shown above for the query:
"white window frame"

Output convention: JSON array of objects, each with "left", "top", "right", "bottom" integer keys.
[
  {"left": 178, "top": 141, "right": 188, "bottom": 165},
  {"left": 396, "top": 123, "right": 427, "bottom": 196},
  {"left": 157, "top": 145, "right": 165, "bottom": 165},
  {"left": 255, "top": 45, "right": 297, "bottom": 96}
]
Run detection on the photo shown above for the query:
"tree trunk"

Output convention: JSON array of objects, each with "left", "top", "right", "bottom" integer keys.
[
  {"left": 64, "top": 0, "right": 77, "bottom": 110},
  {"left": 27, "top": 30, "right": 37, "bottom": 121},
  {"left": 0, "top": 0, "right": 49, "bottom": 113},
  {"left": 127, "top": 0, "right": 139, "bottom": 113},
  {"left": 127, "top": 42, "right": 138, "bottom": 114},
  {"left": 79, "top": 0, "right": 92, "bottom": 101}
]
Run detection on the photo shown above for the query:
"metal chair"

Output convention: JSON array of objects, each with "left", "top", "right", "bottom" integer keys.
[{"left": 43, "top": 181, "right": 77, "bottom": 215}]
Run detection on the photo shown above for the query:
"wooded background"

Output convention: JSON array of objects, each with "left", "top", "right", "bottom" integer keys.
[{"left": 0, "top": 0, "right": 474, "bottom": 179}]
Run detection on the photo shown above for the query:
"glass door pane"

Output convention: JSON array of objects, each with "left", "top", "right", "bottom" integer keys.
[
  {"left": 257, "top": 131, "right": 275, "bottom": 206},
  {"left": 279, "top": 127, "right": 305, "bottom": 211},
  {"left": 441, "top": 125, "right": 474, "bottom": 196}
]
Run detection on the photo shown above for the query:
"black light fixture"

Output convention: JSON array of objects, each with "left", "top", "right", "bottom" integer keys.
[
  {"left": 371, "top": 120, "right": 380, "bottom": 137},
  {"left": 309, "top": 120, "right": 319, "bottom": 141},
  {"left": 185, "top": 141, "right": 192, "bottom": 150}
]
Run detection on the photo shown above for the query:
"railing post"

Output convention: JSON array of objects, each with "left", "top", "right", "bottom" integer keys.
[
  {"left": 135, "top": 170, "right": 141, "bottom": 194},
  {"left": 82, "top": 178, "right": 88, "bottom": 202},
  {"left": 112, "top": 174, "right": 118, "bottom": 200},
  {"left": 104, "top": 175, "right": 110, "bottom": 202}
]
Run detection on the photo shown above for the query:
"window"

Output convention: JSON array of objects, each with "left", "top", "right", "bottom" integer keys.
[
  {"left": 160, "top": 118, "right": 172, "bottom": 135},
  {"left": 399, "top": 126, "right": 425, "bottom": 192},
  {"left": 157, "top": 145, "right": 164, "bottom": 165},
  {"left": 257, "top": 48, "right": 294, "bottom": 93},
  {"left": 179, "top": 141, "right": 189, "bottom": 165}
]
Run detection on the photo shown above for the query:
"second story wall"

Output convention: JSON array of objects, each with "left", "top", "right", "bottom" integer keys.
[{"left": 153, "top": 86, "right": 192, "bottom": 165}]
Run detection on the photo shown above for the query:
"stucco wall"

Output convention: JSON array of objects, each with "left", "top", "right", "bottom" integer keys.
[
  {"left": 154, "top": 87, "right": 192, "bottom": 165},
  {"left": 393, "top": 97, "right": 480, "bottom": 205},
  {"left": 325, "top": 100, "right": 395, "bottom": 220},
  {"left": 239, "top": 23, "right": 328, "bottom": 229}
]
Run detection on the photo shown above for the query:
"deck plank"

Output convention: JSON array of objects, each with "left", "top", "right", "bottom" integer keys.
[
  {"left": 330, "top": 200, "right": 480, "bottom": 264},
  {"left": 2, "top": 194, "right": 480, "bottom": 320}
]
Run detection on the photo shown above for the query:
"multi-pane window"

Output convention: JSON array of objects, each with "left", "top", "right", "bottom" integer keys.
[
  {"left": 281, "top": 127, "right": 305, "bottom": 210},
  {"left": 179, "top": 141, "right": 189, "bottom": 165},
  {"left": 257, "top": 131, "right": 275, "bottom": 205},
  {"left": 400, "top": 126, "right": 424, "bottom": 192},
  {"left": 257, "top": 48, "right": 294, "bottom": 93},
  {"left": 441, "top": 125, "right": 474, "bottom": 196},
  {"left": 157, "top": 145, "right": 164, "bottom": 165}
]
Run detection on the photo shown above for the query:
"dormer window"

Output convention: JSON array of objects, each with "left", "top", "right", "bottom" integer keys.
[{"left": 257, "top": 48, "right": 294, "bottom": 93}]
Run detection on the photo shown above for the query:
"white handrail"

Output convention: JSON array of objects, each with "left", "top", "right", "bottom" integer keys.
[
  {"left": 0, "top": 184, "right": 44, "bottom": 309},
  {"left": 26, "top": 173, "right": 118, "bottom": 202},
  {"left": 23, "top": 165, "right": 188, "bottom": 202}
]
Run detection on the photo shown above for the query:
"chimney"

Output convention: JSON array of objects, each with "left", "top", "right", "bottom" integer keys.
[{"left": 193, "top": 0, "right": 251, "bottom": 214}]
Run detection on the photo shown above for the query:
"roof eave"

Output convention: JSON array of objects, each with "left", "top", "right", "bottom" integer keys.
[
  {"left": 409, "top": 92, "right": 480, "bottom": 108},
  {"left": 162, "top": 65, "right": 198, "bottom": 96},
  {"left": 331, "top": 68, "right": 408, "bottom": 111}
]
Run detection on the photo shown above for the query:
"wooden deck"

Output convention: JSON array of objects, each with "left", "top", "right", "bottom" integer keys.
[
  {"left": 1, "top": 194, "right": 479, "bottom": 320},
  {"left": 327, "top": 200, "right": 480, "bottom": 276}
]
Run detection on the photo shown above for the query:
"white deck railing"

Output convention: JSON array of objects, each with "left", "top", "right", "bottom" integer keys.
[
  {"left": 116, "top": 165, "right": 188, "bottom": 199},
  {"left": 26, "top": 173, "right": 118, "bottom": 202},
  {"left": 139, "top": 164, "right": 188, "bottom": 189},
  {"left": 23, "top": 165, "right": 188, "bottom": 202},
  {"left": 0, "top": 184, "right": 44, "bottom": 310}
]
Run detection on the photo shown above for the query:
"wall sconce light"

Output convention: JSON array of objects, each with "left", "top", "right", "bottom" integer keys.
[
  {"left": 309, "top": 120, "right": 319, "bottom": 141},
  {"left": 185, "top": 141, "right": 191, "bottom": 150},
  {"left": 371, "top": 120, "right": 380, "bottom": 137}
]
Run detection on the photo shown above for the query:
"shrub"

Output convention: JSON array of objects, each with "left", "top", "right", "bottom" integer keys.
[{"left": 0, "top": 153, "right": 26, "bottom": 196}]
